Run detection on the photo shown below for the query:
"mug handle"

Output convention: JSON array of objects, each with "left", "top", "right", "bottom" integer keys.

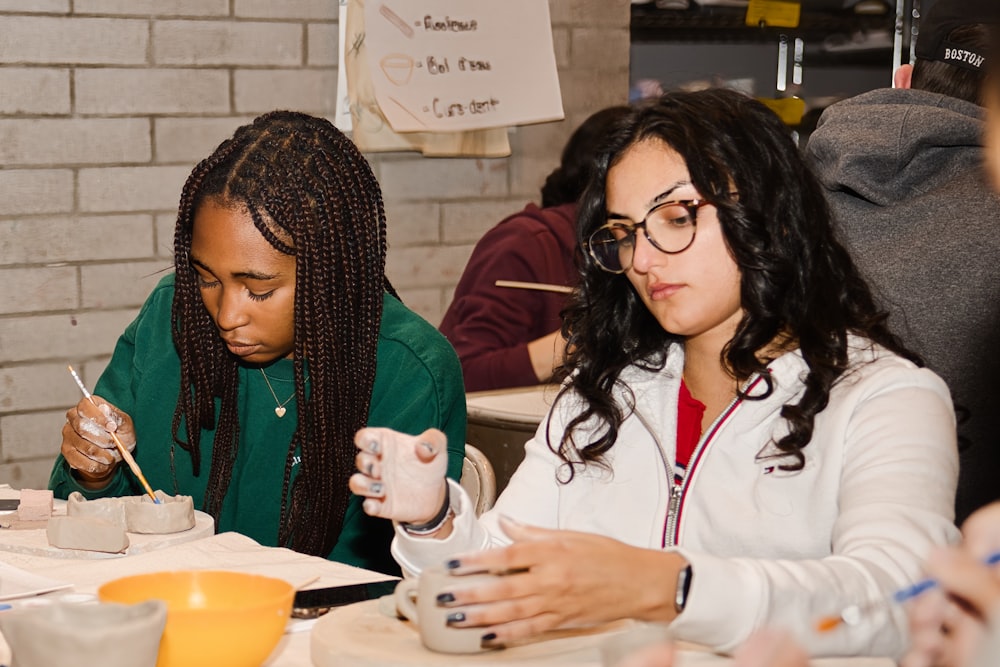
[{"left": 393, "top": 578, "right": 420, "bottom": 623}]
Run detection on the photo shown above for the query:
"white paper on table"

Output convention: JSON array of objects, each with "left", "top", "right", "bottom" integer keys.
[{"left": 0, "top": 562, "right": 72, "bottom": 601}]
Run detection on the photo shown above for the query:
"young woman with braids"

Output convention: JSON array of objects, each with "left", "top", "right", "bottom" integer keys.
[
  {"left": 349, "top": 89, "right": 959, "bottom": 656},
  {"left": 50, "top": 111, "right": 466, "bottom": 578}
]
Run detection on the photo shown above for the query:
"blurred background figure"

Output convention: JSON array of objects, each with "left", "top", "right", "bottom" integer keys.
[
  {"left": 804, "top": 0, "right": 1000, "bottom": 525},
  {"left": 439, "top": 105, "right": 631, "bottom": 392},
  {"left": 898, "top": 23, "right": 1000, "bottom": 667}
]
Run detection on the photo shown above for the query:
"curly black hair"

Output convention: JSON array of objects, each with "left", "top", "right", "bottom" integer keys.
[
  {"left": 170, "top": 110, "right": 396, "bottom": 556},
  {"left": 554, "top": 88, "right": 919, "bottom": 476}
]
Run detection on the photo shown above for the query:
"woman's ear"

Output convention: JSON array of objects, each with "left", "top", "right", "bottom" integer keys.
[{"left": 893, "top": 64, "right": 913, "bottom": 90}]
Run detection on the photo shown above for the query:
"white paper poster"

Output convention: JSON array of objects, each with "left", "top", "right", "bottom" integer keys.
[
  {"left": 335, "top": 0, "right": 352, "bottom": 131},
  {"left": 363, "top": 0, "right": 564, "bottom": 132}
]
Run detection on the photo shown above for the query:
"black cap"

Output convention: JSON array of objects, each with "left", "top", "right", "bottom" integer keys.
[{"left": 914, "top": 0, "right": 1000, "bottom": 72}]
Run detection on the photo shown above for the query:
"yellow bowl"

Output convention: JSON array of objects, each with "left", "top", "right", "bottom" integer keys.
[{"left": 98, "top": 570, "right": 294, "bottom": 667}]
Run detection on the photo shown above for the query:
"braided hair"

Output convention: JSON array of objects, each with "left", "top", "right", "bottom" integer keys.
[{"left": 171, "top": 110, "right": 395, "bottom": 556}]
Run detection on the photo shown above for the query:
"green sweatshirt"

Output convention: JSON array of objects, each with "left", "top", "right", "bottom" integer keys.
[{"left": 50, "top": 274, "right": 466, "bottom": 577}]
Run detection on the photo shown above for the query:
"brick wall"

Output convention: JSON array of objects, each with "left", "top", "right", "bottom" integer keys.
[{"left": 0, "top": 0, "right": 630, "bottom": 488}]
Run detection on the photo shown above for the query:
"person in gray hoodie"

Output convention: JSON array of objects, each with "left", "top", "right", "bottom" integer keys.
[{"left": 804, "top": 0, "right": 1000, "bottom": 526}]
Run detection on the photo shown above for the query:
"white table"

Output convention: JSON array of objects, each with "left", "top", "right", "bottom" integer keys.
[
  {"left": 0, "top": 481, "right": 897, "bottom": 667},
  {"left": 0, "top": 530, "right": 897, "bottom": 667},
  {"left": 0, "top": 531, "right": 394, "bottom": 666},
  {"left": 465, "top": 384, "right": 557, "bottom": 492},
  {"left": 310, "top": 597, "right": 898, "bottom": 667}
]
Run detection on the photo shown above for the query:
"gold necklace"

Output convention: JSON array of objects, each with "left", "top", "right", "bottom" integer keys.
[{"left": 259, "top": 369, "right": 295, "bottom": 418}]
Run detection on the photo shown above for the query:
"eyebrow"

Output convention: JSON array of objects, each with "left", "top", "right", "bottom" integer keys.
[
  {"left": 190, "top": 257, "right": 281, "bottom": 281},
  {"left": 607, "top": 181, "right": 691, "bottom": 221}
]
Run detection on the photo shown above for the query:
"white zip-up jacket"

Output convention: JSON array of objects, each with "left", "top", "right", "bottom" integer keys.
[{"left": 393, "top": 338, "right": 960, "bottom": 657}]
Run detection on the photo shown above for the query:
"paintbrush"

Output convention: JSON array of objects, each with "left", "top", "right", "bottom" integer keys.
[
  {"left": 815, "top": 551, "right": 1000, "bottom": 633},
  {"left": 66, "top": 365, "right": 160, "bottom": 504}
]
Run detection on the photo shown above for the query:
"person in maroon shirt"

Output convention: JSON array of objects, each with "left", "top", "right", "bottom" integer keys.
[{"left": 438, "top": 106, "right": 631, "bottom": 392}]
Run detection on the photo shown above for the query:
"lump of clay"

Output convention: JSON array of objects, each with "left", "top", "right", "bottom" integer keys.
[
  {"left": 0, "top": 599, "right": 166, "bottom": 667},
  {"left": 123, "top": 491, "right": 195, "bottom": 534},
  {"left": 66, "top": 492, "right": 127, "bottom": 529},
  {"left": 64, "top": 491, "right": 195, "bottom": 535},
  {"left": 17, "top": 489, "right": 53, "bottom": 522},
  {"left": 47, "top": 515, "right": 129, "bottom": 553}
]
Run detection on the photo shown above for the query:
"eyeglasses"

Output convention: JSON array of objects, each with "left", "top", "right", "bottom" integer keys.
[{"left": 585, "top": 199, "right": 714, "bottom": 274}]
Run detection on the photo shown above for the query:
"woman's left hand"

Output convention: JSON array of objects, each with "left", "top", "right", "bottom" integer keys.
[{"left": 439, "top": 517, "right": 686, "bottom": 644}]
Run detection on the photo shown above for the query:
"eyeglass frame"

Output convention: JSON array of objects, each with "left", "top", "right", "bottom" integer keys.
[{"left": 585, "top": 198, "right": 717, "bottom": 274}]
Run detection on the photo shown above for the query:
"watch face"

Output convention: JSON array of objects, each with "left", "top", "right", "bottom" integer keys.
[{"left": 675, "top": 565, "right": 692, "bottom": 612}]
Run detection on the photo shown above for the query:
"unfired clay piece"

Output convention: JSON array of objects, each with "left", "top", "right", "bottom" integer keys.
[
  {"left": 0, "top": 600, "right": 166, "bottom": 667},
  {"left": 16, "top": 489, "right": 53, "bottom": 522},
  {"left": 66, "top": 492, "right": 127, "bottom": 529},
  {"left": 46, "top": 515, "right": 129, "bottom": 553},
  {"left": 65, "top": 490, "right": 195, "bottom": 535},
  {"left": 123, "top": 491, "right": 195, "bottom": 534}
]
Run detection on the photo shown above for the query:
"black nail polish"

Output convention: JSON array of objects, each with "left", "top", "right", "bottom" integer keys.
[
  {"left": 481, "top": 632, "right": 497, "bottom": 642},
  {"left": 446, "top": 611, "right": 466, "bottom": 624},
  {"left": 436, "top": 592, "right": 455, "bottom": 604},
  {"left": 446, "top": 559, "right": 461, "bottom": 569}
]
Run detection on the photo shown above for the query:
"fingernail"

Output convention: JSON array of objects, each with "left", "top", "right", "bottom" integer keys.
[
  {"left": 370, "top": 482, "right": 383, "bottom": 494},
  {"left": 419, "top": 440, "right": 436, "bottom": 454},
  {"left": 365, "top": 462, "right": 374, "bottom": 476},
  {"left": 446, "top": 611, "right": 466, "bottom": 624},
  {"left": 446, "top": 559, "right": 461, "bottom": 570},
  {"left": 368, "top": 440, "right": 380, "bottom": 454},
  {"left": 436, "top": 592, "right": 455, "bottom": 604},
  {"left": 482, "top": 632, "right": 497, "bottom": 642}
]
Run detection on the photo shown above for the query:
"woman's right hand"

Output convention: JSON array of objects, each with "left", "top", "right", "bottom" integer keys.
[
  {"left": 350, "top": 427, "right": 448, "bottom": 525},
  {"left": 61, "top": 395, "right": 136, "bottom": 486},
  {"left": 901, "top": 502, "right": 1000, "bottom": 667}
]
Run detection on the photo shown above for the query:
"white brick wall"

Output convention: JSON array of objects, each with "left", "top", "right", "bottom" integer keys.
[
  {"left": 0, "top": 1, "right": 630, "bottom": 488},
  {"left": 0, "top": 17, "right": 148, "bottom": 64}
]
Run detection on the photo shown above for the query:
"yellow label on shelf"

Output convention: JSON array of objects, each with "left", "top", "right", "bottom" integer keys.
[
  {"left": 757, "top": 97, "right": 806, "bottom": 126},
  {"left": 745, "top": 0, "right": 801, "bottom": 28}
]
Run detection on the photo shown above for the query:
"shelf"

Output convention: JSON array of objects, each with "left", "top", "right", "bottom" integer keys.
[{"left": 630, "top": 4, "right": 894, "bottom": 44}]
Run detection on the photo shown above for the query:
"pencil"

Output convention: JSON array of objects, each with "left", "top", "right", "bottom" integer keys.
[
  {"left": 494, "top": 280, "right": 573, "bottom": 294},
  {"left": 66, "top": 365, "right": 160, "bottom": 504},
  {"left": 816, "top": 550, "right": 1000, "bottom": 632}
]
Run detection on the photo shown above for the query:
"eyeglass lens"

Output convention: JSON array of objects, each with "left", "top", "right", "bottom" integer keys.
[{"left": 588, "top": 202, "right": 698, "bottom": 272}]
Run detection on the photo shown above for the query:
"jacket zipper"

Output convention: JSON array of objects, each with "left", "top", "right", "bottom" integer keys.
[{"left": 661, "top": 373, "right": 765, "bottom": 548}]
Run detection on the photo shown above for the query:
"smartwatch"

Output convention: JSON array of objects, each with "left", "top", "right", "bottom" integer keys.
[{"left": 674, "top": 564, "right": 693, "bottom": 613}]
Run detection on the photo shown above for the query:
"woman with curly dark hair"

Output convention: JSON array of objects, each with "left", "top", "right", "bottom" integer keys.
[
  {"left": 351, "top": 89, "right": 959, "bottom": 656},
  {"left": 51, "top": 111, "right": 466, "bottom": 578}
]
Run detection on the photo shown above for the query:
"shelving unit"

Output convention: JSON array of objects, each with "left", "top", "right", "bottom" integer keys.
[
  {"left": 631, "top": 4, "right": 893, "bottom": 45},
  {"left": 630, "top": 3, "right": 901, "bottom": 67},
  {"left": 628, "top": 1, "right": 923, "bottom": 133}
]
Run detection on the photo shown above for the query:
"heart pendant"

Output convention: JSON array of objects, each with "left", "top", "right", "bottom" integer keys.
[{"left": 275, "top": 406, "right": 287, "bottom": 418}]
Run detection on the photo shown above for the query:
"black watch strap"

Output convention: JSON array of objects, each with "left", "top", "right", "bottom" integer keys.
[
  {"left": 400, "top": 484, "right": 451, "bottom": 535},
  {"left": 674, "top": 564, "right": 693, "bottom": 613}
]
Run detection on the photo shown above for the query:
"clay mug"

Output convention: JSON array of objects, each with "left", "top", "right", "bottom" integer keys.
[
  {"left": 394, "top": 566, "right": 501, "bottom": 654},
  {"left": 0, "top": 599, "right": 166, "bottom": 667}
]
